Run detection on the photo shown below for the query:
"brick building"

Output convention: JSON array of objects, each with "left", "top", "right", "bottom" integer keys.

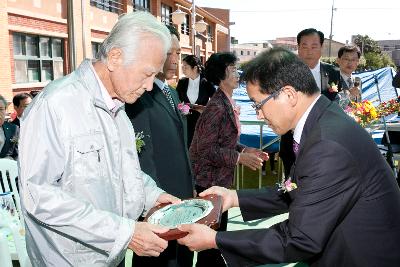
[{"left": 0, "top": 0, "right": 230, "bottom": 107}]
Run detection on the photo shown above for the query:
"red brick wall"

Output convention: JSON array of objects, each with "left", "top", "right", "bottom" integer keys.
[
  {"left": 8, "top": 14, "right": 67, "bottom": 34},
  {"left": 9, "top": 32, "right": 15, "bottom": 84},
  {"left": 91, "top": 30, "right": 108, "bottom": 40},
  {"left": 202, "top": 7, "right": 229, "bottom": 27}
]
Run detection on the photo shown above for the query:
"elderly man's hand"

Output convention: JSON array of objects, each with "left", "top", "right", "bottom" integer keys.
[
  {"left": 199, "top": 186, "right": 238, "bottom": 212},
  {"left": 177, "top": 224, "right": 217, "bottom": 251},
  {"left": 155, "top": 192, "right": 181, "bottom": 207},
  {"left": 128, "top": 222, "right": 169, "bottom": 256}
]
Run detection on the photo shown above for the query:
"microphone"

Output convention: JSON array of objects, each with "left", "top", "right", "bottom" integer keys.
[{"left": 354, "top": 77, "right": 361, "bottom": 88}]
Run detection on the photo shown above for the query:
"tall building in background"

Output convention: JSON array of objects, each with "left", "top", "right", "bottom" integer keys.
[{"left": 0, "top": 0, "right": 230, "bottom": 105}]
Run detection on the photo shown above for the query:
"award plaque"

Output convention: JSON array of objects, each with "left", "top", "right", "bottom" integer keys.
[{"left": 144, "top": 194, "right": 222, "bottom": 240}]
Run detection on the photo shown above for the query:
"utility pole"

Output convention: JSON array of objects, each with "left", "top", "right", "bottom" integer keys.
[
  {"left": 328, "top": 0, "right": 336, "bottom": 58},
  {"left": 191, "top": 0, "right": 196, "bottom": 55}
]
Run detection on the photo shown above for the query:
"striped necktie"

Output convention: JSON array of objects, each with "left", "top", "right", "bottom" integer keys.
[
  {"left": 348, "top": 77, "right": 354, "bottom": 88},
  {"left": 161, "top": 84, "right": 176, "bottom": 111}
]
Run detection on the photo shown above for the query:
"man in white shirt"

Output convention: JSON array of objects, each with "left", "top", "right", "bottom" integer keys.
[
  {"left": 280, "top": 28, "right": 341, "bottom": 177},
  {"left": 336, "top": 45, "right": 362, "bottom": 104},
  {"left": 297, "top": 28, "right": 341, "bottom": 101}
]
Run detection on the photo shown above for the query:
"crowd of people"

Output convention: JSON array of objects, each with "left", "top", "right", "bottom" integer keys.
[{"left": 1, "top": 11, "right": 399, "bottom": 267}]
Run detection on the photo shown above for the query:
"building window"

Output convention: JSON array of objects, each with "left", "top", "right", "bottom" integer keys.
[
  {"left": 161, "top": 4, "right": 172, "bottom": 25},
  {"left": 90, "top": 0, "right": 123, "bottom": 14},
  {"left": 181, "top": 14, "right": 189, "bottom": 35},
  {"left": 240, "top": 51, "right": 244, "bottom": 56},
  {"left": 133, "top": 0, "right": 150, "bottom": 12},
  {"left": 13, "top": 33, "right": 64, "bottom": 83},
  {"left": 247, "top": 51, "right": 250, "bottom": 55},
  {"left": 207, "top": 24, "right": 213, "bottom": 42},
  {"left": 92, "top": 42, "right": 101, "bottom": 59},
  {"left": 395, "top": 45, "right": 400, "bottom": 50}
]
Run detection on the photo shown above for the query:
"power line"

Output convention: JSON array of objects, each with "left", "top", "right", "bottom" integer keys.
[{"left": 231, "top": 7, "right": 400, "bottom": 13}]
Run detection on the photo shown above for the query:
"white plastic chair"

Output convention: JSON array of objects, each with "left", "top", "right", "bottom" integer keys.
[
  {"left": 0, "top": 159, "right": 22, "bottom": 222},
  {"left": 0, "top": 159, "right": 31, "bottom": 267}
]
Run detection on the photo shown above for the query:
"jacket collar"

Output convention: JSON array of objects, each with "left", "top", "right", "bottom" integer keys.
[
  {"left": 149, "top": 83, "right": 181, "bottom": 122},
  {"left": 301, "top": 95, "right": 332, "bottom": 145},
  {"left": 216, "top": 89, "right": 237, "bottom": 130},
  {"left": 76, "top": 59, "right": 124, "bottom": 116}
]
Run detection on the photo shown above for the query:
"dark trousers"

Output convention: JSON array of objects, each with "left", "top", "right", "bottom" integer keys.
[{"left": 195, "top": 185, "right": 228, "bottom": 267}]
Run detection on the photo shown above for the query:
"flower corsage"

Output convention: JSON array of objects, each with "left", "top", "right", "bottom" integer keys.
[
  {"left": 177, "top": 102, "right": 190, "bottom": 116},
  {"left": 135, "top": 131, "right": 146, "bottom": 153},
  {"left": 277, "top": 177, "right": 297, "bottom": 193},
  {"left": 328, "top": 82, "right": 338, "bottom": 93}
]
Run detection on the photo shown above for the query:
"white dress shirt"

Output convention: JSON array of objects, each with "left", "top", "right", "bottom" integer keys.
[
  {"left": 293, "top": 95, "right": 321, "bottom": 145},
  {"left": 310, "top": 61, "right": 322, "bottom": 91},
  {"left": 340, "top": 72, "right": 353, "bottom": 88},
  {"left": 187, "top": 75, "right": 200, "bottom": 104}
]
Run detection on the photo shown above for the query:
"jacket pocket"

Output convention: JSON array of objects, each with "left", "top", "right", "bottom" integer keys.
[{"left": 73, "top": 134, "right": 106, "bottom": 182}]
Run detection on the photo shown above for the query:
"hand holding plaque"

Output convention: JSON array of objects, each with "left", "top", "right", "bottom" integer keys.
[{"left": 144, "top": 194, "right": 222, "bottom": 240}]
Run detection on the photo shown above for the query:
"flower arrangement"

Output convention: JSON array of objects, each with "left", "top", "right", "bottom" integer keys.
[
  {"left": 277, "top": 177, "right": 297, "bottom": 193},
  {"left": 135, "top": 131, "right": 146, "bottom": 153},
  {"left": 177, "top": 102, "right": 190, "bottom": 116},
  {"left": 344, "top": 100, "right": 378, "bottom": 127},
  {"left": 345, "top": 97, "right": 400, "bottom": 128},
  {"left": 375, "top": 96, "right": 400, "bottom": 118}
]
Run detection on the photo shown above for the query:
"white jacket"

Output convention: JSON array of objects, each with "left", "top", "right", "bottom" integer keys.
[{"left": 18, "top": 60, "right": 163, "bottom": 266}]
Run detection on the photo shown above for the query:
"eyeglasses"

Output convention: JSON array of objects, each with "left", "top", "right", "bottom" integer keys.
[
  {"left": 341, "top": 58, "right": 359, "bottom": 63},
  {"left": 251, "top": 88, "right": 283, "bottom": 112}
]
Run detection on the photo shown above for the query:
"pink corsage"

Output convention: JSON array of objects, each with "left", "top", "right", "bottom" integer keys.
[
  {"left": 328, "top": 82, "right": 338, "bottom": 93},
  {"left": 277, "top": 177, "right": 297, "bottom": 193},
  {"left": 177, "top": 102, "right": 190, "bottom": 115}
]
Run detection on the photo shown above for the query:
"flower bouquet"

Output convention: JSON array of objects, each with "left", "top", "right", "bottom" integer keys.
[{"left": 344, "top": 100, "right": 378, "bottom": 128}]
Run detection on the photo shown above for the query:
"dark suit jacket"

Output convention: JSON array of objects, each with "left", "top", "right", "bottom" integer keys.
[
  {"left": 125, "top": 83, "right": 194, "bottom": 199},
  {"left": 176, "top": 77, "right": 215, "bottom": 147},
  {"left": 190, "top": 89, "right": 245, "bottom": 189},
  {"left": 10, "top": 117, "right": 20, "bottom": 127},
  {"left": 320, "top": 62, "right": 341, "bottom": 101},
  {"left": 0, "top": 122, "right": 19, "bottom": 160},
  {"left": 217, "top": 96, "right": 400, "bottom": 267}
]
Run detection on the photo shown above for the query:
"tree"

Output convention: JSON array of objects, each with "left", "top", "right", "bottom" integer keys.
[{"left": 353, "top": 35, "right": 381, "bottom": 54}]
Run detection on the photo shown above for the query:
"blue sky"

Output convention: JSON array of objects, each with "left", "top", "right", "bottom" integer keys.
[{"left": 195, "top": 0, "right": 400, "bottom": 44}]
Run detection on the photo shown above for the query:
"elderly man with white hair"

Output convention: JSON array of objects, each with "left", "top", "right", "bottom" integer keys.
[{"left": 18, "top": 12, "right": 177, "bottom": 266}]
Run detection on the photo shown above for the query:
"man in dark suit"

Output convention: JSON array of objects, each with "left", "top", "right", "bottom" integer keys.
[
  {"left": 125, "top": 25, "right": 194, "bottom": 267},
  {"left": 177, "top": 48, "right": 400, "bottom": 267},
  {"left": 10, "top": 93, "right": 32, "bottom": 127},
  {"left": 280, "top": 28, "right": 341, "bottom": 176},
  {"left": 0, "top": 94, "right": 18, "bottom": 192},
  {"left": 337, "top": 45, "right": 362, "bottom": 106},
  {"left": 0, "top": 95, "right": 18, "bottom": 160}
]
